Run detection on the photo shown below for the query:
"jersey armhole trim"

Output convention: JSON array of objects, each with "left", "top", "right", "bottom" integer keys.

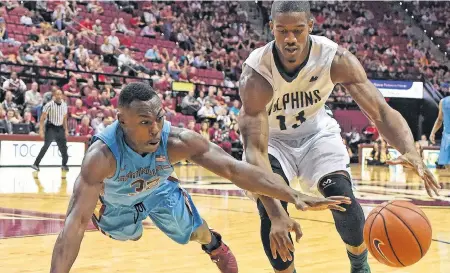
[
  {"left": 91, "top": 136, "right": 120, "bottom": 181},
  {"left": 243, "top": 62, "right": 275, "bottom": 90}
]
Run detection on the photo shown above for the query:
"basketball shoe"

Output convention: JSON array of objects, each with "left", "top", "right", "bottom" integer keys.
[{"left": 202, "top": 230, "right": 238, "bottom": 273}]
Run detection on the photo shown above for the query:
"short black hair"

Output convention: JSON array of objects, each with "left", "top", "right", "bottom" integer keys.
[
  {"left": 118, "top": 82, "right": 157, "bottom": 107},
  {"left": 271, "top": 0, "right": 311, "bottom": 19}
]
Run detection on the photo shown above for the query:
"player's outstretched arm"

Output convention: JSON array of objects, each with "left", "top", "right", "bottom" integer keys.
[
  {"left": 332, "top": 47, "right": 440, "bottom": 197},
  {"left": 430, "top": 99, "right": 443, "bottom": 144},
  {"left": 168, "top": 127, "right": 350, "bottom": 210},
  {"left": 50, "top": 141, "right": 113, "bottom": 273},
  {"left": 237, "top": 64, "right": 290, "bottom": 219}
]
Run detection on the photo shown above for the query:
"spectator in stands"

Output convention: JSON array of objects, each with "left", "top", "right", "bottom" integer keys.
[
  {"left": 107, "top": 30, "right": 120, "bottom": 50},
  {"left": 86, "top": 89, "right": 101, "bottom": 110},
  {"left": 345, "top": 127, "right": 361, "bottom": 153},
  {"left": 117, "top": 18, "right": 135, "bottom": 36},
  {"left": 93, "top": 19, "right": 103, "bottom": 35},
  {"left": 99, "top": 39, "right": 114, "bottom": 66},
  {"left": 24, "top": 82, "right": 42, "bottom": 116},
  {"left": 95, "top": 116, "right": 113, "bottom": 135},
  {"left": 87, "top": 1, "right": 104, "bottom": 15},
  {"left": 141, "top": 23, "right": 156, "bottom": 38},
  {"left": 52, "top": 4, "right": 65, "bottom": 31},
  {"left": 22, "top": 111, "right": 37, "bottom": 134},
  {"left": 181, "top": 90, "right": 200, "bottom": 116},
  {"left": 197, "top": 101, "right": 216, "bottom": 119},
  {"left": 0, "top": 18, "right": 7, "bottom": 41},
  {"left": 20, "top": 10, "right": 34, "bottom": 26},
  {"left": 62, "top": 77, "right": 80, "bottom": 98},
  {"left": 6, "top": 108, "right": 20, "bottom": 124},
  {"left": 210, "top": 122, "right": 232, "bottom": 154},
  {"left": 76, "top": 115, "right": 94, "bottom": 138},
  {"left": 419, "top": 134, "right": 430, "bottom": 147},
  {"left": 199, "top": 121, "right": 210, "bottom": 140},
  {"left": 3, "top": 72, "right": 26, "bottom": 96},
  {"left": 162, "top": 94, "right": 177, "bottom": 117},
  {"left": 187, "top": 120, "right": 195, "bottom": 131},
  {"left": 144, "top": 45, "right": 161, "bottom": 63},
  {"left": 90, "top": 111, "right": 104, "bottom": 131},
  {"left": 117, "top": 48, "right": 136, "bottom": 71},
  {"left": 363, "top": 121, "right": 379, "bottom": 142},
  {"left": 1, "top": 91, "right": 18, "bottom": 112},
  {"left": 74, "top": 44, "right": 89, "bottom": 64},
  {"left": 70, "top": 99, "right": 87, "bottom": 123},
  {"left": 196, "top": 90, "right": 206, "bottom": 106},
  {"left": 229, "top": 99, "right": 240, "bottom": 116}
]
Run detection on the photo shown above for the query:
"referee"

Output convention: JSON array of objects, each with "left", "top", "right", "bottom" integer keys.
[{"left": 31, "top": 89, "right": 69, "bottom": 171}]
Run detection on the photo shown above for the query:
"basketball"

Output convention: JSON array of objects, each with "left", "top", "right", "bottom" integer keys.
[{"left": 363, "top": 201, "right": 432, "bottom": 267}]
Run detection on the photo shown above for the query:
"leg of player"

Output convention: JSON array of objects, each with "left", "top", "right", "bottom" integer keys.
[
  {"left": 147, "top": 185, "right": 238, "bottom": 273},
  {"left": 258, "top": 155, "right": 297, "bottom": 273},
  {"left": 318, "top": 171, "right": 371, "bottom": 273},
  {"left": 191, "top": 219, "right": 238, "bottom": 273}
]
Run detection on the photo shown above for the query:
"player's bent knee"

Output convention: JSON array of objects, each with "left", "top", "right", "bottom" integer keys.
[{"left": 317, "top": 173, "right": 365, "bottom": 247}]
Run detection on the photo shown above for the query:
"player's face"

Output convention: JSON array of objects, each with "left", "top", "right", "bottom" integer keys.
[
  {"left": 270, "top": 12, "right": 313, "bottom": 63},
  {"left": 118, "top": 97, "right": 166, "bottom": 154}
]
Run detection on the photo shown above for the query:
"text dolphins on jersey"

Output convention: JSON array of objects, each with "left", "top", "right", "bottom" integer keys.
[{"left": 268, "top": 89, "right": 321, "bottom": 116}]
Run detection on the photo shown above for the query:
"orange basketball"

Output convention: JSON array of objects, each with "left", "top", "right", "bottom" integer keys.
[{"left": 363, "top": 200, "right": 432, "bottom": 267}]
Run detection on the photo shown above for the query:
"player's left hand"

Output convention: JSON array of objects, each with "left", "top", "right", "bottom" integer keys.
[{"left": 387, "top": 151, "right": 441, "bottom": 197}]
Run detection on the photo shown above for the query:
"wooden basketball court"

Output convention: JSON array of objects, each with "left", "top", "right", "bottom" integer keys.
[{"left": 0, "top": 164, "right": 449, "bottom": 273}]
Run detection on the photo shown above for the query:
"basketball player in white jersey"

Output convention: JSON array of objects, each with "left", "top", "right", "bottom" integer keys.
[{"left": 238, "top": 1, "right": 441, "bottom": 273}]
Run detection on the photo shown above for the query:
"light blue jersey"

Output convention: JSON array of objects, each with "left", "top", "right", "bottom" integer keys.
[
  {"left": 90, "top": 120, "right": 203, "bottom": 243},
  {"left": 92, "top": 120, "right": 174, "bottom": 208}
]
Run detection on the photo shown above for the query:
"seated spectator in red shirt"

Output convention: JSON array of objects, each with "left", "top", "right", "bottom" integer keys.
[
  {"left": 70, "top": 99, "right": 87, "bottom": 122},
  {"left": 229, "top": 123, "right": 240, "bottom": 142},
  {"left": 62, "top": 77, "right": 80, "bottom": 98},
  {"left": 363, "top": 121, "right": 380, "bottom": 142},
  {"left": 85, "top": 89, "right": 101, "bottom": 109},
  {"left": 76, "top": 115, "right": 94, "bottom": 138},
  {"left": 80, "top": 18, "right": 93, "bottom": 31}
]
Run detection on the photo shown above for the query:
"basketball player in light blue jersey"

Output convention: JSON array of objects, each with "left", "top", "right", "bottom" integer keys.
[
  {"left": 49, "top": 82, "right": 351, "bottom": 273},
  {"left": 430, "top": 96, "right": 450, "bottom": 167}
]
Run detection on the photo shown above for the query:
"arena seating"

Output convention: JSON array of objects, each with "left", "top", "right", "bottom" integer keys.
[{"left": 0, "top": 0, "right": 448, "bottom": 160}]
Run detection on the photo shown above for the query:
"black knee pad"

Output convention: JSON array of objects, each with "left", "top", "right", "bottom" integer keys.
[{"left": 318, "top": 173, "right": 365, "bottom": 247}]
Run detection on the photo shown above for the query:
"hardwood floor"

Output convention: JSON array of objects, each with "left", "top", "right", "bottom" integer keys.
[{"left": 0, "top": 165, "right": 448, "bottom": 273}]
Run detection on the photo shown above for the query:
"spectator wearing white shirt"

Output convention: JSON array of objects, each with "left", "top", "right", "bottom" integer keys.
[
  {"left": 107, "top": 30, "right": 120, "bottom": 49},
  {"left": 74, "top": 44, "right": 89, "bottom": 64},
  {"left": 24, "top": 82, "right": 43, "bottom": 115},
  {"left": 20, "top": 11, "right": 34, "bottom": 26},
  {"left": 117, "top": 48, "right": 136, "bottom": 70},
  {"left": 117, "top": 18, "right": 135, "bottom": 36},
  {"left": 3, "top": 72, "right": 26, "bottom": 94},
  {"left": 197, "top": 101, "right": 216, "bottom": 119}
]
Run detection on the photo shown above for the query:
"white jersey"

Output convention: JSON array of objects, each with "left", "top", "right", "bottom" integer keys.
[{"left": 244, "top": 35, "right": 341, "bottom": 140}]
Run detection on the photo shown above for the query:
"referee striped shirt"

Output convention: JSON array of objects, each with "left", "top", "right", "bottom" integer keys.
[{"left": 43, "top": 100, "right": 68, "bottom": 126}]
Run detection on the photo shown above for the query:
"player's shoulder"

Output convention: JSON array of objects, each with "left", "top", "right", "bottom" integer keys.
[
  {"left": 310, "top": 35, "right": 339, "bottom": 49},
  {"left": 83, "top": 140, "right": 116, "bottom": 176},
  {"left": 167, "top": 127, "right": 208, "bottom": 163},
  {"left": 247, "top": 40, "right": 274, "bottom": 58}
]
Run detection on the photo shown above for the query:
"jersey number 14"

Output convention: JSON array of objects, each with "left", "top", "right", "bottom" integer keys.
[{"left": 276, "top": 111, "right": 306, "bottom": 130}]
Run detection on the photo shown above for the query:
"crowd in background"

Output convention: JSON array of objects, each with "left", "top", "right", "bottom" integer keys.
[{"left": 0, "top": 0, "right": 448, "bottom": 160}]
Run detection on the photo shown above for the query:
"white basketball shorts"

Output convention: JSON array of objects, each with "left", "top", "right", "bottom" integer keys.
[{"left": 267, "top": 129, "right": 352, "bottom": 194}]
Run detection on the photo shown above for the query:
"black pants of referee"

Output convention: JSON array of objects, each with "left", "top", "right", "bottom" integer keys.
[{"left": 34, "top": 123, "right": 68, "bottom": 167}]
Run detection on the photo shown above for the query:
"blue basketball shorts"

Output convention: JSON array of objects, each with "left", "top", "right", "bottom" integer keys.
[{"left": 91, "top": 182, "right": 203, "bottom": 244}]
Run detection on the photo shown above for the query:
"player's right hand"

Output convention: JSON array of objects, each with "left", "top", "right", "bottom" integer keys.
[
  {"left": 269, "top": 214, "right": 302, "bottom": 262},
  {"left": 294, "top": 194, "right": 352, "bottom": 212}
]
